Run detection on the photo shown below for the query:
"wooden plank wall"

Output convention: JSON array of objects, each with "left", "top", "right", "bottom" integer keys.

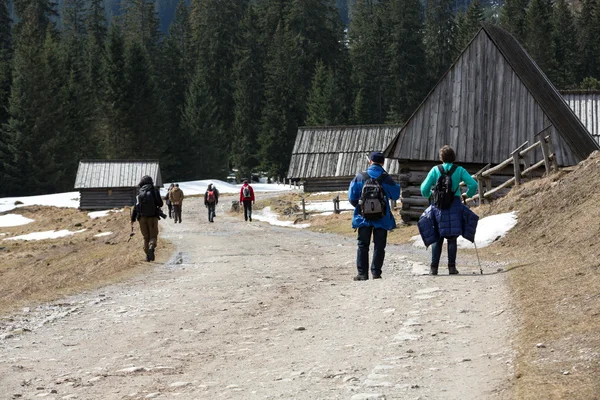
[
  {"left": 389, "top": 30, "right": 580, "bottom": 166},
  {"left": 562, "top": 92, "right": 600, "bottom": 145},
  {"left": 79, "top": 188, "right": 137, "bottom": 210}
]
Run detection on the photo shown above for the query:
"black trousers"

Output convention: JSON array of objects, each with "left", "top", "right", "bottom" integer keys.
[{"left": 242, "top": 199, "right": 253, "bottom": 221}]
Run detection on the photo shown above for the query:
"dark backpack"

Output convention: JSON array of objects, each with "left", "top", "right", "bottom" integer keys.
[
  {"left": 138, "top": 186, "right": 157, "bottom": 217},
  {"left": 432, "top": 165, "right": 458, "bottom": 210},
  {"left": 358, "top": 172, "right": 388, "bottom": 220},
  {"left": 242, "top": 186, "right": 251, "bottom": 199},
  {"left": 206, "top": 190, "right": 216, "bottom": 204}
]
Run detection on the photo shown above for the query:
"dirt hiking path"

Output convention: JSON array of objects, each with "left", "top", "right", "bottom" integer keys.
[{"left": 0, "top": 195, "right": 515, "bottom": 399}]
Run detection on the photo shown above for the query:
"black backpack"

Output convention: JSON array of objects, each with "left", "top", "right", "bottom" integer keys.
[
  {"left": 359, "top": 172, "right": 388, "bottom": 220},
  {"left": 432, "top": 165, "right": 458, "bottom": 209},
  {"left": 138, "top": 186, "right": 157, "bottom": 217}
]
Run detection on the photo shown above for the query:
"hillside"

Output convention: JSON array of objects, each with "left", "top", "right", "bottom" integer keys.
[{"left": 477, "top": 151, "right": 600, "bottom": 398}]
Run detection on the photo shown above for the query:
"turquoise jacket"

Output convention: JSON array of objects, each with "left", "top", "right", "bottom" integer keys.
[{"left": 420, "top": 163, "right": 478, "bottom": 199}]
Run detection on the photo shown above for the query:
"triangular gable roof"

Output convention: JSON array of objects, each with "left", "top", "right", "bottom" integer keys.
[
  {"left": 384, "top": 24, "right": 599, "bottom": 166},
  {"left": 74, "top": 160, "right": 163, "bottom": 189},
  {"left": 287, "top": 125, "right": 401, "bottom": 179}
]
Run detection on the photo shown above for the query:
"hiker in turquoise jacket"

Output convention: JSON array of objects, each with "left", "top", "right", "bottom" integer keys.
[{"left": 419, "top": 145, "right": 478, "bottom": 275}]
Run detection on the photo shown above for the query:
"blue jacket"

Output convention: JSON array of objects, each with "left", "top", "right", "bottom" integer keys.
[
  {"left": 348, "top": 164, "right": 401, "bottom": 230},
  {"left": 417, "top": 197, "right": 479, "bottom": 247}
]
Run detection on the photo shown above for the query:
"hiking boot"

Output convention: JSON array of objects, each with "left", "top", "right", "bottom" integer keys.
[
  {"left": 145, "top": 250, "right": 151, "bottom": 262},
  {"left": 353, "top": 275, "right": 368, "bottom": 281},
  {"left": 372, "top": 275, "right": 382, "bottom": 279},
  {"left": 148, "top": 248, "right": 155, "bottom": 262},
  {"left": 429, "top": 267, "right": 438, "bottom": 275},
  {"left": 448, "top": 266, "right": 459, "bottom": 275}
]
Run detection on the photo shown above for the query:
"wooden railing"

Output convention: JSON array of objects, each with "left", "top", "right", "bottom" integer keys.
[{"left": 464, "top": 126, "right": 558, "bottom": 206}]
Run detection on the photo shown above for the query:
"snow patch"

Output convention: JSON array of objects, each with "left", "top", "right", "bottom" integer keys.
[
  {"left": 0, "top": 214, "right": 35, "bottom": 227},
  {"left": 0, "top": 192, "right": 80, "bottom": 213},
  {"left": 4, "top": 229, "right": 87, "bottom": 241},
  {"left": 253, "top": 207, "right": 310, "bottom": 229},
  {"left": 411, "top": 212, "right": 518, "bottom": 249},
  {"left": 88, "top": 209, "right": 123, "bottom": 219},
  {"left": 94, "top": 232, "right": 113, "bottom": 237}
]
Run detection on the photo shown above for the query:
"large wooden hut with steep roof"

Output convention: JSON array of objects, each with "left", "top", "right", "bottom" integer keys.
[
  {"left": 383, "top": 24, "right": 599, "bottom": 222},
  {"left": 74, "top": 160, "right": 163, "bottom": 210},
  {"left": 287, "top": 125, "right": 402, "bottom": 192}
]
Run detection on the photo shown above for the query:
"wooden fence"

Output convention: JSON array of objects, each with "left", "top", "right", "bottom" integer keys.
[{"left": 464, "top": 126, "right": 558, "bottom": 206}]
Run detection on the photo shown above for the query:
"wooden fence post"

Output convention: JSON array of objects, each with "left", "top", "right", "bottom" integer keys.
[
  {"left": 302, "top": 198, "right": 307, "bottom": 220},
  {"left": 546, "top": 135, "right": 558, "bottom": 171},
  {"left": 512, "top": 152, "right": 522, "bottom": 186},
  {"left": 538, "top": 137, "right": 551, "bottom": 175}
]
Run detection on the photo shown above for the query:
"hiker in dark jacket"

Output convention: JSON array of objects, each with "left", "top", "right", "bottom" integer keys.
[
  {"left": 131, "top": 175, "right": 164, "bottom": 262},
  {"left": 165, "top": 183, "right": 174, "bottom": 219},
  {"left": 204, "top": 183, "right": 219, "bottom": 223},
  {"left": 418, "top": 145, "right": 479, "bottom": 275},
  {"left": 239, "top": 180, "right": 255, "bottom": 222},
  {"left": 348, "top": 151, "right": 401, "bottom": 281}
]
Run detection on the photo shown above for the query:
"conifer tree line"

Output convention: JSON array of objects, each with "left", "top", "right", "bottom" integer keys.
[{"left": 1, "top": 0, "right": 600, "bottom": 197}]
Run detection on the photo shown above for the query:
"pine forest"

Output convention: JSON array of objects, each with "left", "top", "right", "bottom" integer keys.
[{"left": 0, "top": 0, "right": 599, "bottom": 197}]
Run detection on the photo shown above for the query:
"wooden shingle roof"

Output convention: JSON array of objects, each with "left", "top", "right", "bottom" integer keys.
[
  {"left": 384, "top": 24, "right": 599, "bottom": 166},
  {"left": 287, "top": 125, "right": 401, "bottom": 179},
  {"left": 74, "top": 160, "right": 163, "bottom": 189}
]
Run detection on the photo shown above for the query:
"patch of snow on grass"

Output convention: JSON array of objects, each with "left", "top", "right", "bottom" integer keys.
[
  {"left": 0, "top": 192, "right": 80, "bottom": 213},
  {"left": 253, "top": 206, "right": 310, "bottom": 229},
  {"left": 411, "top": 212, "right": 518, "bottom": 249},
  {"left": 88, "top": 209, "right": 124, "bottom": 219},
  {"left": 303, "top": 200, "right": 353, "bottom": 212},
  {"left": 94, "top": 232, "right": 113, "bottom": 237},
  {"left": 4, "top": 229, "right": 87, "bottom": 241},
  {"left": 0, "top": 214, "right": 35, "bottom": 227}
]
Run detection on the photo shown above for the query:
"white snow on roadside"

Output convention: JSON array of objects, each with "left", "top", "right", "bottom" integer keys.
[
  {"left": 160, "top": 180, "right": 297, "bottom": 197},
  {"left": 411, "top": 211, "right": 518, "bottom": 249},
  {"left": 303, "top": 200, "right": 353, "bottom": 212},
  {"left": 94, "top": 232, "right": 113, "bottom": 237},
  {"left": 0, "top": 214, "right": 35, "bottom": 227},
  {"left": 4, "top": 229, "right": 87, "bottom": 241},
  {"left": 0, "top": 191, "right": 80, "bottom": 213},
  {"left": 88, "top": 209, "right": 124, "bottom": 219},
  {"left": 0, "top": 233, "right": 6, "bottom": 236},
  {"left": 253, "top": 206, "right": 310, "bottom": 229}
]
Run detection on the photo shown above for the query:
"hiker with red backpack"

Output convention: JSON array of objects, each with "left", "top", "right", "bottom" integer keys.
[
  {"left": 418, "top": 145, "right": 479, "bottom": 275},
  {"left": 348, "top": 152, "right": 401, "bottom": 281},
  {"left": 239, "top": 179, "right": 255, "bottom": 222},
  {"left": 204, "top": 183, "right": 219, "bottom": 223}
]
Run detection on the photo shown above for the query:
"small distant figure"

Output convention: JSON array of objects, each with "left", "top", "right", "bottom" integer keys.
[
  {"left": 348, "top": 151, "right": 400, "bottom": 281},
  {"left": 239, "top": 179, "right": 255, "bottom": 222},
  {"left": 169, "top": 183, "right": 184, "bottom": 223},
  {"left": 418, "top": 145, "right": 479, "bottom": 275},
  {"left": 204, "top": 183, "right": 220, "bottom": 223},
  {"left": 131, "top": 175, "right": 164, "bottom": 262},
  {"left": 165, "top": 183, "right": 174, "bottom": 219}
]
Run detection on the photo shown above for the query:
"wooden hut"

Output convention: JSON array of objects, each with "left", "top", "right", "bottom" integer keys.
[
  {"left": 74, "top": 160, "right": 163, "bottom": 210},
  {"left": 287, "top": 125, "right": 402, "bottom": 192},
  {"left": 561, "top": 90, "right": 600, "bottom": 145},
  {"left": 384, "top": 24, "right": 599, "bottom": 222}
]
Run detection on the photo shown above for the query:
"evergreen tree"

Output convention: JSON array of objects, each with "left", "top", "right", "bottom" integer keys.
[
  {"left": 387, "top": 0, "right": 427, "bottom": 122},
  {"left": 0, "top": 0, "right": 12, "bottom": 194},
  {"left": 306, "top": 60, "right": 340, "bottom": 125},
  {"left": 456, "top": 0, "right": 484, "bottom": 51},
  {"left": 159, "top": 0, "right": 191, "bottom": 179},
  {"left": 499, "top": 0, "right": 528, "bottom": 43},
  {"left": 348, "top": 0, "right": 390, "bottom": 124},
  {"left": 120, "top": 0, "right": 161, "bottom": 58},
  {"left": 258, "top": 22, "right": 297, "bottom": 178},
  {"left": 231, "top": 4, "right": 264, "bottom": 181},
  {"left": 552, "top": 0, "right": 577, "bottom": 88},
  {"left": 425, "top": 0, "right": 457, "bottom": 82},
  {"left": 524, "top": 0, "right": 554, "bottom": 76},
  {"left": 4, "top": 0, "right": 63, "bottom": 195},
  {"left": 577, "top": 0, "right": 600, "bottom": 82}
]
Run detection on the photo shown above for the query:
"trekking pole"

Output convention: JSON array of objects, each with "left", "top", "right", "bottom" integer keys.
[{"left": 463, "top": 194, "right": 483, "bottom": 274}]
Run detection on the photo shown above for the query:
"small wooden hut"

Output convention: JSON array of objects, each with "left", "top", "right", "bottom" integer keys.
[
  {"left": 287, "top": 125, "right": 402, "bottom": 192},
  {"left": 384, "top": 24, "right": 599, "bottom": 222},
  {"left": 74, "top": 160, "right": 163, "bottom": 210}
]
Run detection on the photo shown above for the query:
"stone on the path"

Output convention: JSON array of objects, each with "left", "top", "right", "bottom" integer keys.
[
  {"left": 350, "top": 394, "right": 385, "bottom": 400},
  {"left": 536, "top": 343, "right": 546, "bottom": 348},
  {"left": 169, "top": 382, "right": 191, "bottom": 388},
  {"left": 116, "top": 366, "right": 148, "bottom": 374},
  {"left": 294, "top": 326, "right": 306, "bottom": 331},
  {"left": 145, "top": 393, "right": 160, "bottom": 399}
]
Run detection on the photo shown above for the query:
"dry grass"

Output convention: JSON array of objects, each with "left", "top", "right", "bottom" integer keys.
[{"left": 0, "top": 206, "right": 174, "bottom": 315}]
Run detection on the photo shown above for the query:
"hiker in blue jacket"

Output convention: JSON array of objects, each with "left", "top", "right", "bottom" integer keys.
[
  {"left": 419, "top": 145, "right": 479, "bottom": 275},
  {"left": 348, "top": 152, "right": 401, "bottom": 281}
]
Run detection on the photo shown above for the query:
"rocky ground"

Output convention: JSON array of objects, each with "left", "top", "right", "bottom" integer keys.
[{"left": 0, "top": 195, "right": 515, "bottom": 400}]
